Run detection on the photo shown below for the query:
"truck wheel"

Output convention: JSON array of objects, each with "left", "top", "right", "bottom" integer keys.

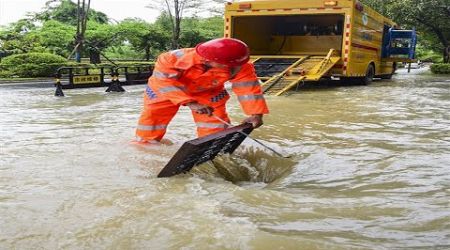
[
  {"left": 380, "top": 74, "right": 393, "bottom": 79},
  {"left": 360, "top": 64, "right": 375, "bottom": 85},
  {"left": 380, "top": 62, "right": 396, "bottom": 79}
]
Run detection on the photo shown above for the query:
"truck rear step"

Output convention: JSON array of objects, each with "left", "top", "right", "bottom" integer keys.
[{"left": 253, "top": 49, "right": 340, "bottom": 96}]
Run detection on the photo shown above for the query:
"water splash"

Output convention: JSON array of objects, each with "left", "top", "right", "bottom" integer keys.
[{"left": 191, "top": 146, "right": 296, "bottom": 184}]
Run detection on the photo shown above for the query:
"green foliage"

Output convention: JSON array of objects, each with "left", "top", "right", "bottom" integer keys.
[
  {"left": 0, "top": 1, "right": 226, "bottom": 69},
  {"left": 0, "top": 69, "right": 12, "bottom": 78},
  {"left": 0, "top": 52, "right": 67, "bottom": 77},
  {"left": 116, "top": 18, "right": 170, "bottom": 60},
  {"left": 5, "top": 19, "right": 36, "bottom": 33},
  {"left": 430, "top": 63, "right": 450, "bottom": 74},
  {"left": 37, "top": 0, "right": 79, "bottom": 25},
  {"left": 416, "top": 46, "right": 443, "bottom": 63},
  {"left": 0, "top": 19, "right": 45, "bottom": 54},
  {"left": 35, "top": 0, "right": 109, "bottom": 25},
  {"left": 421, "top": 54, "right": 443, "bottom": 63},
  {"left": 149, "top": 0, "right": 204, "bottom": 49},
  {"left": 38, "top": 20, "right": 76, "bottom": 56},
  {"left": 179, "top": 16, "right": 224, "bottom": 47},
  {"left": 154, "top": 12, "right": 172, "bottom": 31},
  {"left": 85, "top": 21, "right": 119, "bottom": 50},
  {"left": 112, "top": 15, "right": 223, "bottom": 59},
  {"left": 362, "top": 0, "right": 449, "bottom": 62},
  {"left": 104, "top": 45, "right": 143, "bottom": 60}
]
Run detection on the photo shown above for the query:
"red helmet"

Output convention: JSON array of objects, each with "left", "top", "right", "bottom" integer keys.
[{"left": 195, "top": 38, "right": 250, "bottom": 67}]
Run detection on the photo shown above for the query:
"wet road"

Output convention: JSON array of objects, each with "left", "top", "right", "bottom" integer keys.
[{"left": 1, "top": 68, "right": 449, "bottom": 249}]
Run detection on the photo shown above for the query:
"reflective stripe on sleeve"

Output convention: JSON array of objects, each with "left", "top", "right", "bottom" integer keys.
[
  {"left": 152, "top": 70, "right": 180, "bottom": 79},
  {"left": 170, "top": 49, "right": 185, "bottom": 58},
  {"left": 196, "top": 122, "right": 228, "bottom": 129},
  {"left": 146, "top": 86, "right": 157, "bottom": 99},
  {"left": 232, "top": 80, "right": 260, "bottom": 88},
  {"left": 237, "top": 94, "right": 265, "bottom": 101},
  {"left": 137, "top": 124, "right": 168, "bottom": 131},
  {"left": 159, "top": 86, "right": 186, "bottom": 93}
]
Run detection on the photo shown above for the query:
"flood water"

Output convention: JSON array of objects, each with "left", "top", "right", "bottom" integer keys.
[{"left": 1, "top": 68, "right": 449, "bottom": 249}]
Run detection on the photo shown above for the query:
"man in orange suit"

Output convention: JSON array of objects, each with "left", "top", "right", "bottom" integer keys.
[{"left": 135, "top": 38, "right": 269, "bottom": 143}]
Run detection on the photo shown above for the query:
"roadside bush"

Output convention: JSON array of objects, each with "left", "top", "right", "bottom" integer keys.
[
  {"left": 0, "top": 52, "right": 67, "bottom": 77},
  {"left": 0, "top": 69, "right": 12, "bottom": 78},
  {"left": 430, "top": 63, "right": 450, "bottom": 74},
  {"left": 0, "top": 52, "right": 155, "bottom": 78},
  {"left": 420, "top": 54, "right": 442, "bottom": 63},
  {"left": 415, "top": 47, "right": 443, "bottom": 63}
]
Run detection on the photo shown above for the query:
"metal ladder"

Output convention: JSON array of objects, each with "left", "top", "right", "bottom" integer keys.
[{"left": 254, "top": 49, "right": 340, "bottom": 96}]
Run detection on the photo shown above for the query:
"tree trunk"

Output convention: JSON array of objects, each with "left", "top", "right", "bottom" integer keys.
[
  {"left": 415, "top": 17, "right": 449, "bottom": 63},
  {"left": 75, "top": 36, "right": 83, "bottom": 63},
  {"left": 172, "top": 0, "right": 181, "bottom": 49},
  {"left": 89, "top": 49, "right": 101, "bottom": 64},
  {"left": 444, "top": 46, "right": 450, "bottom": 63},
  {"left": 145, "top": 46, "right": 151, "bottom": 61},
  {"left": 432, "top": 31, "right": 449, "bottom": 63},
  {"left": 172, "top": 22, "right": 180, "bottom": 49}
]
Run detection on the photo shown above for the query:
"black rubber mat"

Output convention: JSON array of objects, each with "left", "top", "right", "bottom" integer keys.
[
  {"left": 253, "top": 58, "right": 300, "bottom": 77},
  {"left": 157, "top": 123, "right": 254, "bottom": 178}
]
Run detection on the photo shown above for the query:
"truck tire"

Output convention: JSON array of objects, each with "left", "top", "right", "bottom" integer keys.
[
  {"left": 359, "top": 64, "right": 375, "bottom": 85},
  {"left": 380, "top": 62, "right": 396, "bottom": 79}
]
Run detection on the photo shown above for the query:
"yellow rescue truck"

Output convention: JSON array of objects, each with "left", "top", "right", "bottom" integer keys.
[{"left": 224, "top": 0, "right": 417, "bottom": 95}]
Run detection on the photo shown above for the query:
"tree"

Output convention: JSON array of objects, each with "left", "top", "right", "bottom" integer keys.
[
  {"left": 0, "top": 19, "right": 44, "bottom": 54},
  {"left": 35, "top": 0, "right": 108, "bottom": 25},
  {"left": 73, "top": 0, "right": 91, "bottom": 62},
  {"left": 361, "top": 0, "right": 395, "bottom": 16},
  {"left": 84, "top": 21, "right": 119, "bottom": 63},
  {"left": 362, "top": 0, "right": 450, "bottom": 63},
  {"left": 179, "top": 16, "right": 224, "bottom": 47},
  {"left": 34, "top": 0, "right": 111, "bottom": 62},
  {"left": 117, "top": 18, "right": 170, "bottom": 60},
  {"left": 38, "top": 20, "right": 76, "bottom": 56},
  {"left": 148, "top": 0, "right": 203, "bottom": 49},
  {"left": 0, "top": 0, "right": 228, "bottom": 64}
]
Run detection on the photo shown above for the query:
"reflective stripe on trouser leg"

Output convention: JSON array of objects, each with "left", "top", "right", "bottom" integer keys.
[
  {"left": 136, "top": 99, "right": 180, "bottom": 141},
  {"left": 192, "top": 102, "right": 230, "bottom": 137}
]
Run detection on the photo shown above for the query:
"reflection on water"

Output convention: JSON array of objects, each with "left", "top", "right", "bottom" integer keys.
[{"left": 1, "top": 69, "right": 450, "bottom": 249}]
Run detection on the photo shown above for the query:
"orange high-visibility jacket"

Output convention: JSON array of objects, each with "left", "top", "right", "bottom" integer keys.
[{"left": 146, "top": 48, "right": 269, "bottom": 115}]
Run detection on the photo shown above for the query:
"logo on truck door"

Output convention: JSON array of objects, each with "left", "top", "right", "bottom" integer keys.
[{"left": 362, "top": 13, "right": 369, "bottom": 25}]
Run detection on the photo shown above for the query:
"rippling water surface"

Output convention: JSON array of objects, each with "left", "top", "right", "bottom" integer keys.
[{"left": 1, "top": 69, "right": 449, "bottom": 249}]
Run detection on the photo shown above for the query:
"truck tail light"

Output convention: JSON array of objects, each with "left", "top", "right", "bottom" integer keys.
[
  {"left": 324, "top": 1, "right": 338, "bottom": 6},
  {"left": 239, "top": 3, "right": 252, "bottom": 9}
]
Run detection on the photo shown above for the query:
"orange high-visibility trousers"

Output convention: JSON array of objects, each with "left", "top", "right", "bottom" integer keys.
[{"left": 135, "top": 96, "right": 231, "bottom": 142}]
